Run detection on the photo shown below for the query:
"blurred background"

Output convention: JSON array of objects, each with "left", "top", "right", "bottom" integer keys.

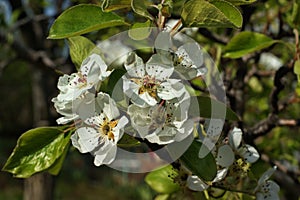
[{"left": 0, "top": 0, "right": 155, "bottom": 199}]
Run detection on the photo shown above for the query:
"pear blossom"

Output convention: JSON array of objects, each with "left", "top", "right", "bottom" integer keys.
[
  {"left": 172, "top": 42, "right": 207, "bottom": 79},
  {"left": 228, "top": 127, "right": 260, "bottom": 163},
  {"left": 123, "top": 52, "right": 187, "bottom": 107},
  {"left": 71, "top": 92, "right": 128, "bottom": 166},
  {"left": 254, "top": 167, "right": 280, "bottom": 200},
  {"left": 214, "top": 127, "right": 259, "bottom": 167},
  {"left": 187, "top": 168, "right": 228, "bottom": 191},
  {"left": 57, "top": 53, "right": 112, "bottom": 101},
  {"left": 154, "top": 31, "right": 207, "bottom": 80},
  {"left": 127, "top": 93, "right": 193, "bottom": 145},
  {"left": 52, "top": 92, "right": 95, "bottom": 124}
]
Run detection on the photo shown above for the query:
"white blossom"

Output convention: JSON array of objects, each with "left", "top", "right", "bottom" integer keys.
[
  {"left": 71, "top": 92, "right": 128, "bottom": 166},
  {"left": 57, "top": 54, "right": 112, "bottom": 101},
  {"left": 52, "top": 92, "right": 94, "bottom": 124},
  {"left": 255, "top": 167, "right": 280, "bottom": 200},
  {"left": 123, "top": 52, "right": 187, "bottom": 107},
  {"left": 154, "top": 31, "right": 207, "bottom": 80},
  {"left": 228, "top": 127, "right": 260, "bottom": 163},
  {"left": 187, "top": 168, "right": 228, "bottom": 191},
  {"left": 127, "top": 93, "right": 193, "bottom": 145}
]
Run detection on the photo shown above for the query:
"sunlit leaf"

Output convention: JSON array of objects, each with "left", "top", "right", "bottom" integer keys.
[
  {"left": 145, "top": 165, "right": 180, "bottom": 194},
  {"left": 225, "top": 0, "right": 257, "bottom": 5},
  {"left": 47, "top": 141, "right": 70, "bottom": 175},
  {"left": 180, "top": 140, "right": 217, "bottom": 181},
  {"left": 2, "top": 127, "right": 71, "bottom": 178},
  {"left": 128, "top": 20, "right": 152, "bottom": 40},
  {"left": 102, "top": 0, "right": 131, "bottom": 12},
  {"left": 223, "top": 31, "right": 278, "bottom": 58},
  {"left": 181, "top": 0, "right": 242, "bottom": 28},
  {"left": 294, "top": 60, "right": 300, "bottom": 84},
  {"left": 131, "top": 0, "right": 154, "bottom": 20},
  {"left": 48, "top": 4, "right": 128, "bottom": 39}
]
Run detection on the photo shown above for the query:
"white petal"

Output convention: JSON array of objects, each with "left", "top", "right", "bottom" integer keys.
[
  {"left": 229, "top": 127, "right": 242, "bottom": 150},
  {"left": 177, "top": 43, "right": 204, "bottom": 68},
  {"left": 124, "top": 52, "right": 145, "bottom": 78},
  {"left": 158, "top": 79, "right": 186, "bottom": 100},
  {"left": 146, "top": 127, "right": 175, "bottom": 145},
  {"left": 76, "top": 127, "right": 99, "bottom": 153},
  {"left": 146, "top": 55, "right": 174, "bottom": 80},
  {"left": 122, "top": 76, "right": 140, "bottom": 96},
  {"left": 113, "top": 116, "right": 128, "bottom": 140},
  {"left": 93, "top": 143, "right": 117, "bottom": 166},
  {"left": 216, "top": 145, "right": 235, "bottom": 167},
  {"left": 213, "top": 168, "right": 228, "bottom": 183},
  {"left": 139, "top": 92, "right": 158, "bottom": 106},
  {"left": 173, "top": 119, "right": 194, "bottom": 142},
  {"left": 71, "top": 132, "right": 82, "bottom": 152},
  {"left": 258, "top": 167, "right": 277, "bottom": 186},
  {"left": 187, "top": 175, "right": 209, "bottom": 192},
  {"left": 154, "top": 31, "right": 172, "bottom": 52},
  {"left": 57, "top": 74, "right": 72, "bottom": 92},
  {"left": 238, "top": 144, "right": 259, "bottom": 163}
]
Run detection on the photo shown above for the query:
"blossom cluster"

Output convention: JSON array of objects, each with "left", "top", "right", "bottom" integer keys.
[
  {"left": 52, "top": 31, "right": 206, "bottom": 166},
  {"left": 52, "top": 31, "right": 280, "bottom": 198},
  {"left": 187, "top": 124, "right": 279, "bottom": 199}
]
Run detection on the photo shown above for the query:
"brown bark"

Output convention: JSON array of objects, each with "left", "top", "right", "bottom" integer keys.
[
  {"left": 23, "top": 68, "right": 54, "bottom": 200},
  {"left": 24, "top": 173, "right": 53, "bottom": 200}
]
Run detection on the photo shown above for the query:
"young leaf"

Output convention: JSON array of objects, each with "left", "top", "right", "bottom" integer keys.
[
  {"left": 294, "top": 60, "right": 300, "bottom": 83},
  {"left": 128, "top": 20, "right": 152, "bottom": 40},
  {"left": 145, "top": 165, "right": 180, "bottom": 194},
  {"left": 180, "top": 140, "right": 217, "bottom": 181},
  {"left": 2, "top": 127, "right": 71, "bottom": 178},
  {"left": 131, "top": 0, "right": 154, "bottom": 20},
  {"left": 181, "top": 0, "right": 242, "bottom": 29},
  {"left": 68, "top": 36, "right": 98, "bottom": 70},
  {"left": 102, "top": 0, "right": 131, "bottom": 12},
  {"left": 223, "top": 31, "right": 278, "bottom": 58},
  {"left": 48, "top": 4, "right": 128, "bottom": 39}
]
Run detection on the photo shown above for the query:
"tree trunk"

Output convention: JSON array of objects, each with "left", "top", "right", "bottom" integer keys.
[
  {"left": 24, "top": 173, "right": 53, "bottom": 200},
  {"left": 23, "top": 69, "right": 54, "bottom": 200}
]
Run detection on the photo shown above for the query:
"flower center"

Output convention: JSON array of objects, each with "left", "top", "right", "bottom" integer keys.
[
  {"left": 99, "top": 118, "right": 119, "bottom": 142},
  {"left": 132, "top": 75, "right": 158, "bottom": 99}
]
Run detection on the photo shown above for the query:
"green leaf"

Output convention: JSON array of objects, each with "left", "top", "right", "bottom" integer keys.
[
  {"left": 155, "top": 194, "right": 170, "bottom": 200},
  {"left": 223, "top": 31, "right": 278, "bottom": 58},
  {"left": 181, "top": 0, "right": 242, "bottom": 28},
  {"left": 47, "top": 142, "right": 70, "bottom": 175},
  {"left": 225, "top": 0, "right": 257, "bottom": 5},
  {"left": 68, "top": 36, "right": 99, "bottom": 70},
  {"left": 131, "top": 0, "right": 154, "bottom": 20},
  {"left": 48, "top": 4, "right": 129, "bottom": 39},
  {"left": 145, "top": 165, "right": 180, "bottom": 194},
  {"left": 2, "top": 127, "right": 71, "bottom": 178},
  {"left": 102, "top": 0, "right": 131, "bottom": 12},
  {"left": 288, "top": 0, "right": 300, "bottom": 30},
  {"left": 189, "top": 96, "right": 240, "bottom": 121},
  {"left": 128, "top": 20, "right": 152, "bottom": 40},
  {"left": 294, "top": 60, "right": 300, "bottom": 74},
  {"left": 180, "top": 140, "right": 217, "bottom": 181},
  {"left": 294, "top": 60, "right": 300, "bottom": 84},
  {"left": 118, "top": 133, "right": 141, "bottom": 148}
]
